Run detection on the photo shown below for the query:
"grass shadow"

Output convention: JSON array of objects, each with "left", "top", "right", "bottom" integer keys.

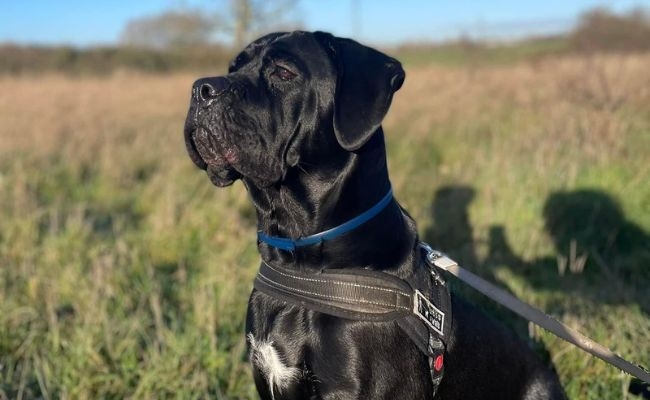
[
  {"left": 488, "top": 189, "right": 650, "bottom": 315},
  {"left": 423, "top": 185, "right": 650, "bottom": 379},
  {"left": 423, "top": 185, "right": 531, "bottom": 337}
]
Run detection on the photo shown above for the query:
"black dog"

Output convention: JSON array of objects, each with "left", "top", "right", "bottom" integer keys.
[{"left": 184, "top": 31, "right": 565, "bottom": 400}]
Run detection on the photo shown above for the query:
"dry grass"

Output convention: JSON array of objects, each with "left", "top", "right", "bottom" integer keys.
[{"left": 1, "top": 53, "right": 649, "bottom": 399}]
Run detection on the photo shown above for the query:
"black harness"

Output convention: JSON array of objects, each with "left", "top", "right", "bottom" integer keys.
[{"left": 254, "top": 242, "right": 452, "bottom": 395}]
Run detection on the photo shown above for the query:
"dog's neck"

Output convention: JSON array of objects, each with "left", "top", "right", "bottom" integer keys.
[{"left": 244, "top": 133, "right": 419, "bottom": 273}]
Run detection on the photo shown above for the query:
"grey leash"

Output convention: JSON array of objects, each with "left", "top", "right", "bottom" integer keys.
[{"left": 419, "top": 242, "right": 650, "bottom": 384}]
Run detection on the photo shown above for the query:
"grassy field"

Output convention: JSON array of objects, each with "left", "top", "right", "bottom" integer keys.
[{"left": 1, "top": 52, "right": 649, "bottom": 399}]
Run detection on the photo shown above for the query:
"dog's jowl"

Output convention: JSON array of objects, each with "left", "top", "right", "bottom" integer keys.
[{"left": 184, "top": 31, "right": 566, "bottom": 400}]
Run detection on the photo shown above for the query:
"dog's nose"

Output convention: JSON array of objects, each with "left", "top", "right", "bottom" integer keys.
[{"left": 193, "top": 77, "right": 229, "bottom": 102}]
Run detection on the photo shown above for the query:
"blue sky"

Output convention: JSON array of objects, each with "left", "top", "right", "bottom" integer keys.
[{"left": 1, "top": 0, "right": 647, "bottom": 46}]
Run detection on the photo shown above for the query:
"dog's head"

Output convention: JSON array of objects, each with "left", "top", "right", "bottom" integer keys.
[{"left": 184, "top": 31, "right": 404, "bottom": 188}]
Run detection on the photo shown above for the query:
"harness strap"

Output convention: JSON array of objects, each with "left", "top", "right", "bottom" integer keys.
[
  {"left": 253, "top": 248, "right": 452, "bottom": 396},
  {"left": 255, "top": 261, "right": 413, "bottom": 321}
]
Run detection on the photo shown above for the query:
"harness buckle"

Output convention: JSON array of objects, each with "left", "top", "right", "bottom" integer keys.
[
  {"left": 413, "top": 289, "right": 445, "bottom": 337},
  {"left": 422, "top": 245, "right": 458, "bottom": 271},
  {"left": 419, "top": 242, "right": 455, "bottom": 285}
]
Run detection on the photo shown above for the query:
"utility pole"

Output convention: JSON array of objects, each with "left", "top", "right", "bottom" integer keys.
[
  {"left": 351, "top": 0, "right": 361, "bottom": 39},
  {"left": 233, "top": 0, "right": 252, "bottom": 49}
]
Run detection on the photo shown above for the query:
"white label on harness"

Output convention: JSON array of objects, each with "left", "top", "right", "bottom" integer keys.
[{"left": 414, "top": 290, "right": 445, "bottom": 337}]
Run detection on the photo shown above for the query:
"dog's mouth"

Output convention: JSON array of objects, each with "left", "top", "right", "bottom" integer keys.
[
  {"left": 183, "top": 88, "right": 283, "bottom": 189},
  {"left": 185, "top": 125, "right": 242, "bottom": 187}
]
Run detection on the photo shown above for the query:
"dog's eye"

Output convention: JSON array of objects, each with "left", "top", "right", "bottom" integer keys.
[{"left": 272, "top": 64, "right": 297, "bottom": 81}]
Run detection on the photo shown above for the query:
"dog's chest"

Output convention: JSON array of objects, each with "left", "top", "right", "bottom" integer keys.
[
  {"left": 247, "top": 296, "right": 319, "bottom": 399},
  {"left": 247, "top": 333, "right": 302, "bottom": 399}
]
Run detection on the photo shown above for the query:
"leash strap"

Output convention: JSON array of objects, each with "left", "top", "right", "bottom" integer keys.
[
  {"left": 257, "top": 188, "right": 394, "bottom": 251},
  {"left": 420, "top": 243, "right": 650, "bottom": 384}
]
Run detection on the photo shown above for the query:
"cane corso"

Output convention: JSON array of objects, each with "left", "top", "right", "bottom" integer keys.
[{"left": 184, "top": 31, "right": 565, "bottom": 400}]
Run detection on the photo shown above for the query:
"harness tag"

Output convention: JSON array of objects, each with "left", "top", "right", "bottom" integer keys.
[{"left": 413, "top": 290, "right": 445, "bottom": 337}]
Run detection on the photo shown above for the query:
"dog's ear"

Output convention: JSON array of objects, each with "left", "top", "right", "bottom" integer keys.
[{"left": 316, "top": 33, "right": 405, "bottom": 151}]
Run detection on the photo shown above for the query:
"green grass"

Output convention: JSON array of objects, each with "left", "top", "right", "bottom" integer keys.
[{"left": 1, "top": 52, "right": 649, "bottom": 399}]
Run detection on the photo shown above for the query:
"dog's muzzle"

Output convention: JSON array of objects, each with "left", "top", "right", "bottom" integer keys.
[{"left": 184, "top": 77, "right": 242, "bottom": 186}]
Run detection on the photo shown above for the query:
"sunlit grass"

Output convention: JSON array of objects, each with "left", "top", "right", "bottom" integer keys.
[{"left": 1, "top": 53, "right": 649, "bottom": 399}]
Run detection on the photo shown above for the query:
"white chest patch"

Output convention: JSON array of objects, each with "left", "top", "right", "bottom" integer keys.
[{"left": 247, "top": 333, "right": 301, "bottom": 399}]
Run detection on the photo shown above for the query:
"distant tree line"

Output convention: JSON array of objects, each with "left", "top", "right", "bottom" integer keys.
[
  {"left": 0, "top": 0, "right": 300, "bottom": 75},
  {"left": 0, "top": 6, "right": 648, "bottom": 75},
  {"left": 570, "top": 7, "right": 650, "bottom": 52},
  {"left": 0, "top": 44, "right": 234, "bottom": 75}
]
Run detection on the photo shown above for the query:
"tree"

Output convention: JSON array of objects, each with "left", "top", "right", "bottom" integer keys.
[
  {"left": 571, "top": 7, "right": 650, "bottom": 52},
  {"left": 119, "top": 1, "right": 301, "bottom": 50},
  {"left": 227, "top": 0, "right": 301, "bottom": 49},
  {"left": 120, "top": 10, "right": 219, "bottom": 49}
]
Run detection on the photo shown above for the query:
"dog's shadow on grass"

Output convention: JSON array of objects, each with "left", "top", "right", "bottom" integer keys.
[{"left": 424, "top": 185, "right": 650, "bottom": 331}]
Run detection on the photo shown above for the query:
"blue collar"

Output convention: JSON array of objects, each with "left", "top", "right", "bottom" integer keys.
[{"left": 257, "top": 188, "right": 394, "bottom": 251}]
